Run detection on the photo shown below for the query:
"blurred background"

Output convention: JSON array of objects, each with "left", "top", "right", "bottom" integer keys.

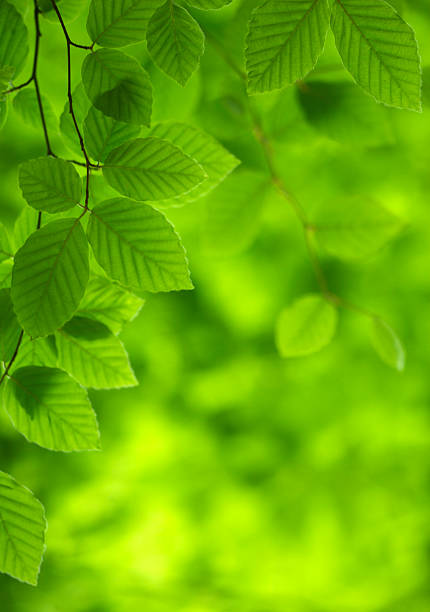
[{"left": 1, "top": 0, "right": 430, "bottom": 610}]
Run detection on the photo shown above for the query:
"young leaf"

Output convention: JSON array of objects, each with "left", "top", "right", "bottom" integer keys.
[
  {"left": 371, "top": 318, "right": 405, "bottom": 371},
  {"left": 202, "top": 170, "right": 268, "bottom": 256},
  {"left": 81, "top": 49, "right": 152, "bottom": 125},
  {"left": 0, "top": 0, "right": 28, "bottom": 79},
  {"left": 78, "top": 275, "right": 144, "bottom": 334},
  {"left": 312, "top": 197, "right": 403, "bottom": 260},
  {"left": 4, "top": 366, "right": 100, "bottom": 451},
  {"left": 87, "top": 198, "right": 193, "bottom": 292},
  {"left": 83, "top": 106, "right": 140, "bottom": 163},
  {"left": 147, "top": 2, "right": 205, "bottom": 87},
  {"left": 149, "top": 121, "right": 239, "bottom": 206},
  {"left": 13, "top": 336, "right": 57, "bottom": 369},
  {"left": 103, "top": 137, "right": 206, "bottom": 201},
  {"left": 11, "top": 218, "right": 89, "bottom": 338},
  {"left": 245, "top": 0, "right": 330, "bottom": 94},
  {"left": 0, "top": 470, "right": 46, "bottom": 586},
  {"left": 19, "top": 157, "right": 82, "bottom": 214},
  {"left": 275, "top": 294, "right": 338, "bottom": 357},
  {"left": 0, "top": 289, "right": 22, "bottom": 362},
  {"left": 87, "top": 0, "right": 163, "bottom": 48},
  {"left": 331, "top": 0, "right": 422, "bottom": 111},
  {"left": 60, "top": 82, "right": 91, "bottom": 156},
  {"left": 0, "top": 224, "right": 14, "bottom": 262},
  {"left": 56, "top": 316, "right": 137, "bottom": 389}
]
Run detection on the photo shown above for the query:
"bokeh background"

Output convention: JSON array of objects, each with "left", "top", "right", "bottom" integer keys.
[{"left": 1, "top": 0, "right": 430, "bottom": 610}]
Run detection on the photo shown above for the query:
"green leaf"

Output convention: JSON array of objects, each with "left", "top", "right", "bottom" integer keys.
[
  {"left": 149, "top": 121, "right": 239, "bottom": 206},
  {"left": 371, "top": 318, "right": 405, "bottom": 371},
  {"left": 13, "top": 336, "right": 57, "bottom": 369},
  {"left": 56, "top": 316, "right": 137, "bottom": 389},
  {"left": 60, "top": 82, "right": 90, "bottom": 156},
  {"left": 83, "top": 105, "right": 140, "bottom": 163},
  {"left": 275, "top": 294, "right": 338, "bottom": 357},
  {"left": 82, "top": 49, "right": 152, "bottom": 125},
  {"left": 187, "top": 0, "right": 232, "bottom": 8},
  {"left": 0, "top": 98, "right": 8, "bottom": 130},
  {"left": 78, "top": 275, "right": 144, "bottom": 334},
  {"left": 4, "top": 366, "right": 100, "bottom": 451},
  {"left": 0, "top": 66, "right": 14, "bottom": 97},
  {"left": 147, "top": 2, "right": 205, "bottom": 87},
  {"left": 331, "top": 0, "right": 422, "bottom": 111},
  {"left": 0, "top": 289, "right": 21, "bottom": 362},
  {"left": 313, "top": 197, "right": 403, "bottom": 260},
  {"left": 0, "top": 259, "right": 13, "bottom": 289},
  {"left": 13, "top": 206, "right": 40, "bottom": 251},
  {"left": 245, "top": 0, "right": 330, "bottom": 94},
  {"left": 19, "top": 157, "right": 82, "bottom": 214},
  {"left": 298, "top": 81, "right": 394, "bottom": 147},
  {"left": 11, "top": 218, "right": 89, "bottom": 338},
  {"left": 0, "top": 0, "right": 28, "bottom": 78},
  {"left": 103, "top": 137, "right": 206, "bottom": 201},
  {"left": 87, "top": 198, "right": 193, "bottom": 292},
  {"left": 13, "top": 89, "right": 57, "bottom": 132},
  {"left": 87, "top": 0, "right": 163, "bottom": 48},
  {"left": 0, "top": 470, "right": 46, "bottom": 585},
  {"left": 0, "top": 224, "right": 14, "bottom": 262},
  {"left": 202, "top": 170, "right": 268, "bottom": 256}
]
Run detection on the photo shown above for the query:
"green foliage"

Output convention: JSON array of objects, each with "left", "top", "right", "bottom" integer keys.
[
  {"left": 0, "top": 470, "right": 46, "bottom": 585},
  {"left": 275, "top": 294, "right": 338, "bottom": 357},
  {"left": 4, "top": 366, "right": 100, "bottom": 451},
  {"left": 246, "top": 0, "right": 330, "bottom": 94},
  {"left": 331, "top": 0, "right": 421, "bottom": 111},
  {"left": 82, "top": 49, "right": 153, "bottom": 125},
  {"left": 147, "top": 2, "right": 205, "bottom": 86},
  {"left": 87, "top": 198, "right": 193, "bottom": 292},
  {"left": 19, "top": 158, "right": 82, "bottom": 213},
  {"left": 11, "top": 219, "right": 89, "bottom": 337},
  {"left": 0, "top": 0, "right": 424, "bottom": 591}
]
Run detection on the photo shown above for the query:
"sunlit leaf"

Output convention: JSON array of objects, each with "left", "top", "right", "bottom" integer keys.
[
  {"left": 331, "top": 0, "right": 421, "bottom": 111},
  {"left": 0, "top": 470, "right": 46, "bottom": 585},
  {"left": 82, "top": 49, "right": 152, "bottom": 125},
  {"left": 78, "top": 275, "right": 143, "bottom": 334},
  {"left": 276, "top": 294, "right": 338, "bottom": 357},
  {"left": 245, "top": 0, "right": 330, "bottom": 94},
  {"left": 38, "top": 0, "right": 87, "bottom": 23},
  {"left": 13, "top": 335, "right": 57, "bottom": 369},
  {"left": 103, "top": 137, "right": 206, "bottom": 201},
  {"left": 313, "top": 197, "right": 403, "bottom": 260},
  {"left": 13, "top": 89, "right": 57, "bottom": 132},
  {"left": 83, "top": 105, "right": 140, "bottom": 163},
  {"left": 19, "top": 157, "right": 82, "bottom": 213},
  {"left": 59, "top": 82, "right": 90, "bottom": 156},
  {"left": 187, "top": 0, "right": 232, "bottom": 8},
  {"left": 149, "top": 121, "right": 239, "bottom": 206},
  {"left": 147, "top": 2, "right": 204, "bottom": 87},
  {"left": 87, "top": 197, "right": 193, "bottom": 292},
  {"left": 371, "top": 317, "right": 405, "bottom": 371},
  {"left": 56, "top": 316, "right": 137, "bottom": 389},
  {"left": 0, "top": 224, "right": 14, "bottom": 262},
  {"left": 87, "top": 0, "right": 163, "bottom": 48},
  {"left": 4, "top": 366, "right": 100, "bottom": 451},
  {"left": 11, "top": 219, "right": 89, "bottom": 337}
]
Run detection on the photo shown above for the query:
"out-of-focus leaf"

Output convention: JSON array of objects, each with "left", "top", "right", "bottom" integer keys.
[
  {"left": 60, "top": 82, "right": 90, "bottom": 156},
  {"left": 313, "top": 197, "right": 403, "bottom": 259},
  {"left": 371, "top": 318, "right": 405, "bottom": 371},
  {"left": 0, "top": 288, "right": 21, "bottom": 362},
  {"left": 0, "top": 470, "right": 46, "bottom": 585},
  {"left": 13, "top": 89, "right": 57, "bottom": 132},
  {"left": 0, "top": 1, "right": 28, "bottom": 78},
  {"left": 275, "top": 293, "right": 338, "bottom": 357},
  {"left": 39, "top": 0, "right": 87, "bottom": 23},
  {"left": 4, "top": 366, "right": 100, "bottom": 451}
]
